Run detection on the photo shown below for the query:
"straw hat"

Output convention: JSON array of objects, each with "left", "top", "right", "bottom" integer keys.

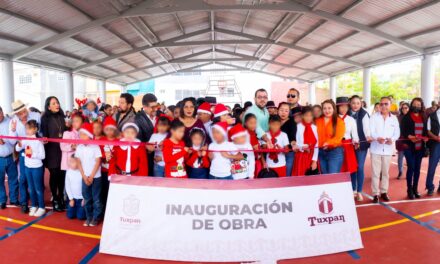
[{"left": 9, "top": 100, "right": 28, "bottom": 115}]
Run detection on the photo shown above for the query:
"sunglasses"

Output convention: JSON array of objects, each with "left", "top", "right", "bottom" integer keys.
[{"left": 287, "top": 94, "right": 297, "bottom": 99}]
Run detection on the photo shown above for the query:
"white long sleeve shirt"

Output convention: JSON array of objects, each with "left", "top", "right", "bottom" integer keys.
[
  {"left": 369, "top": 112, "right": 400, "bottom": 155},
  {"left": 9, "top": 111, "right": 41, "bottom": 142},
  {"left": 65, "top": 169, "right": 83, "bottom": 200},
  {"left": 296, "top": 123, "right": 319, "bottom": 161},
  {"left": 0, "top": 117, "right": 14, "bottom": 157},
  {"left": 15, "top": 135, "right": 45, "bottom": 168},
  {"left": 340, "top": 115, "right": 359, "bottom": 142}
]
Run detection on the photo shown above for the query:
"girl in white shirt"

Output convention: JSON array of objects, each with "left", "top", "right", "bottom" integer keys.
[
  {"left": 16, "top": 120, "right": 46, "bottom": 217},
  {"left": 65, "top": 156, "right": 86, "bottom": 220}
]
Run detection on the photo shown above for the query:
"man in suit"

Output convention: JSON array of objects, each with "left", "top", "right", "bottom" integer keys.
[{"left": 135, "top": 93, "right": 158, "bottom": 175}]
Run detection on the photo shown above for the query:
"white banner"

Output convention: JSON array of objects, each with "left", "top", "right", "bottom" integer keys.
[{"left": 100, "top": 174, "right": 363, "bottom": 263}]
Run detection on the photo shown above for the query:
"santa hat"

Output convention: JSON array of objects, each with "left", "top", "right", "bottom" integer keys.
[
  {"left": 79, "top": 122, "right": 94, "bottom": 139},
  {"left": 212, "top": 122, "right": 229, "bottom": 138},
  {"left": 228, "top": 123, "right": 248, "bottom": 141},
  {"left": 197, "top": 102, "right": 212, "bottom": 115},
  {"left": 214, "top": 104, "right": 229, "bottom": 118},
  {"left": 103, "top": 117, "right": 117, "bottom": 130},
  {"left": 122, "top": 122, "right": 139, "bottom": 133}
]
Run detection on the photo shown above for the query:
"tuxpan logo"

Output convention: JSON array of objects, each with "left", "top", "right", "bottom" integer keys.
[
  {"left": 308, "top": 192, "right": 346, "bottom": 227},
  {"left": 120, "top": 194, "right": 141, "bottom": 226}
]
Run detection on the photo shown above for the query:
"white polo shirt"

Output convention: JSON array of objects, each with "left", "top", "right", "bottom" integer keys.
[
  {"left": 75, "top": 144, "right": 102, "bottom": 178},
  {"left": 369, "top": 112, "right": 400, "bottom": 156}
]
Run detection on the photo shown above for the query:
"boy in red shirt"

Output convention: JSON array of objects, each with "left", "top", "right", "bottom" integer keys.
[
  {"left": 109, "top": 123, "right": 148, "bottom": 176},
  {"left": 163, "top": 120, "right": 189, "bottom": 178}
]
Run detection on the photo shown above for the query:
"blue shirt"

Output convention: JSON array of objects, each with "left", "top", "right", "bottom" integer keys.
[
  {"left": 0, "top": 117, "right": 14, "bottom": 157},
  {"left": 243, "top": 104, "right": 269, "bottom": 138}
]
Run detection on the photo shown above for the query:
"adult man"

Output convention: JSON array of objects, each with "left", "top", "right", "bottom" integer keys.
[
  {"left": 426, "top": 105, "right": 440, "bottom": 195},
  {"left": 243, "top": 89, "right": 272, "bottom": 147},
  {"left": 425, "top": 100, "right": 438, "bottom": 117},
  {"left": 369, "top": 97, "right": 400, "bottom": 203},
  {"left": 9, "top": 100, "right": 41, "bottom": 213},
  {"left": 113, "top": 93, "right": 136, "bottom": 131},
  {"left": 0, "top": 106, "right": 19, "bottom": 209},
  {"left": 287, "top": 88, "right": 301, "bottom": 116},
  {"left": 135, "top": 93, "right": 158, "bottom": 175}
]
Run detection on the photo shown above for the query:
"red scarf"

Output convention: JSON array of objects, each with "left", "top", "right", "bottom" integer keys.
[
  {"left": 269, "top": 130, "right": 281, "bottom": 161},
  {"left": 248, "top": 129, "right": 259, "bottom": 147},
  {"left": 410, "top": 113, "right": 423, "bottom": 123},
  {"left": 302, "top": 121, "right": 317, "bottom": 147}
]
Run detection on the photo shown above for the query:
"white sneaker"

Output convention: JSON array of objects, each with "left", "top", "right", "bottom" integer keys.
[
  {"left": 34, "top": 208, "right": 46, "bottom": 217},
  {"left": 29, "top": 207, "right": 37, "bottom": 216}
]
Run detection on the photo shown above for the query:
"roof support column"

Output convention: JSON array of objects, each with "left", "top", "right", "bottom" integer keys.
[
  {"left": 308, "top": 81, "right": 316, "bottom": 105},
  {"left": 98, "top": 79, "right": 107, "bottom": 103},
  {"left": 329, "top": 76, "right": 337, "bottom": 101},
  {"left": 1, "top": 59, "right": 15, "bottom": 113},
  {"left": 421, "top": 54, "right": 435, "bottom": 105},
  {"left": 65, "top": 72, "right": 74, "bottom": 111},
  {"left": 363, "top": 68, "right": 371, "bottom": 108}
]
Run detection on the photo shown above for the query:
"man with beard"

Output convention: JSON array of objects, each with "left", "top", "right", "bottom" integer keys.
[
  {"left": 135, "top": 93, "right": 158, "bottom": 175},
  {"left": 243, "top": 89, "right": 273, "bottom": 148},
  {"left": 113, "top": 93, "right": 136, "bottom": 131},
  {"left": 286, "top": 88, "right": 301, "bottom": 116}
]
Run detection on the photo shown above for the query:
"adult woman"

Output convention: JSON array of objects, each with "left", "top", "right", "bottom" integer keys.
[
  {"left": 396, "top": 102, "right": 410, "bottom": 179},
  {"left": 179, "top": 98, "right": 207, "bottom": 146},
  {"left": 315, "top": 99, "right": 345, "bottom": 174},
  {"left": 40, "top": 96, "right": 67, "bottom": 212},
  {"left": 278, "top": 102, "right": 297, "bottom": 176},
  {"left": 400, "top": 98, "right": 427, "bottom": 199},
  {"left": 349, "top": 95, "right": 371, "bottom": 202}
]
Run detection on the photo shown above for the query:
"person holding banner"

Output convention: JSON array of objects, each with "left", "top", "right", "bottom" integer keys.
[
  {"left": 370, "top": 96, "right": 400, "bottom": 203},
  {"left": 315, "top": 99, "right": 345, "bottom": 174}
]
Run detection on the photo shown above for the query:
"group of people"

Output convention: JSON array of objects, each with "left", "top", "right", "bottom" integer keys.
[{"left": 0, "top": 87, "right": 439, "bottom": 227}]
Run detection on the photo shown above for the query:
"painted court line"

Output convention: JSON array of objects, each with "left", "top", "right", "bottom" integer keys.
[
  {"left": 362, "top": 193, "right": 440, "bottom": 233},
  {"left": 356, "top": 197, "right": 440, "bottom": 208},
  {"left": 0, "top": 211, "right": 53, "bottom": 240},
  {"left": 79, "top": 243, "right": 100, "bottom": 264},
  {"left": 347, "top": 250, "right": 361, "bottom": 260}
]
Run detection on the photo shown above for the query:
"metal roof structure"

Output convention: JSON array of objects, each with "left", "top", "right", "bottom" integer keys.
[{"left": 1, "top": 0, "right": 440, "bottom": 86}]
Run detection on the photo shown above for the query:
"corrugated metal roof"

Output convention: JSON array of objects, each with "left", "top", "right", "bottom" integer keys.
[{"left": 0, "top": 0, "right": 439, "bottom": 84}]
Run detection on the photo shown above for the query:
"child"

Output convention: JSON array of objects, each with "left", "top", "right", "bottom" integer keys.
[
  {"left": 109, "top": 123, "right": 148, "bottom": 176},
  {"left": 212, "top": 104, "right": 235, "bottom": 126},
  {"left": 92, "top": 120, "right": 103, "bottom": 139},
  {"left": 16, "top": 120, "right": 46, "bottom": 217},
  {"left": 197, "top": 102, "right": 213, "bottom": 140},
  {"left": 148, "top": 116, "right": 170, "bottom": 177},
  {"left": 82, "top": 99, "right": 99, "bottom": 122},
  {"left": 101, "top": 117, "right": 119, "bottom": 209},
  {"left": 244, "top": 113, "right": 262, "bottom": 177},
  {"left": 163, "top": 120, "right": 189, "bottom": 178},
  {"left": 75, "top": 122, "right": 102, "bottom": 227},
  {"left": 208, "top": 122, "right": 243, "bottom": 180},
  {"left": 264, "top": 115, "right": 290, "bottom": 177},
  {"left": 65, "top": 156, "right": 86, "bottom": 220},
  {"left": 229, "top": 124, "right": 255, "bottom": 179},
  {"left": 186, "top": 128, "right": 210, "bottom": 179},
  {"left": 292, "top": 106, "right": 319, "bottom": 176}
]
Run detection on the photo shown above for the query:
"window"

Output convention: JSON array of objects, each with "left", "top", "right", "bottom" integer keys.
[
  {"left": 57, "top": 74, "right": 66, "bottom": 81},
  {"left": 19, "top": 74, "right": 32, "bottom": 84},
  {"left": 175, "top": 89, "right": 204, "bottom": 101}
]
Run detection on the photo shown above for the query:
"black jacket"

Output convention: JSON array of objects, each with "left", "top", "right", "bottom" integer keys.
[
  {"left": 134, "top": 110, "right": 154, "bottom": 142},
  {"left": 281, "top": 118, "right": 297, "bottom": 143},
  {"left": 40, "top": 111, "right": 66, "bottom": 169},
  {"left": 399, "top": 113, "right": 427, "bottom": 152}
]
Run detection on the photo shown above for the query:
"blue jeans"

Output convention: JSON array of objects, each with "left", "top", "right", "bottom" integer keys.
[
  {"left": 189, "top": 167, "right": 209, "bottom": 179},
  {"left": 82, "top": 177, "right": 103, "bottom": 222},
  {"left": 25, "top": 166, "right": 45, "bottom": 209},
  {"left": 397, "top": 151, "right": 405, "bottom": 174},
  {"left": 319, "top": 147, "right": 344, "bottom": 174},
  {"left": 66, "top": 198, "right": 86, "bottom": 220},
  {"left": 18, "top": 152, "right": 28, "bottom": 206},
  {"left": 0, "top": 155, "right": 19, "bottom": 204},
  {"left": 153, "top": 164, "right": 165, "bottom": 177},
  {"left": 285, "top": 152, "right": 295, "bottom": 177},
  {"left": 209, "top": 174, "right": 233, "bottom": 180},
  {"left": 350, "top": 149, "right": 368, "bottom": 192},
  {"left": 427, "top": 143, "right": 440, "bottom": 191},
  {"left": 404, "top": 149, "right": 424, "bottom": 190}
]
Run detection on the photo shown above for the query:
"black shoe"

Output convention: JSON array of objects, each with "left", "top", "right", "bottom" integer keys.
[
  {"left": 10, "top": 201, "right": 19, "bottom": 206},
  {"left": 373, "top": 195, "right": 379, "bottom": 203},
  {"left": 59, "top": 199, "right": 66, "bottom": 210},
  {"left": 413, "top": 187, "right": 421, "bottom": 199},
  {"left": 21, "top": 205, "right": 29, "bottom": 214},
  {"left": 407, "top": 189, "right": 414, "bottom": 200},
  {"left": 427, "top": 189, "right": 434, "bottom": 196},
  {"left": 397, "top": 172, "right": 402, "bottom": 179},
  {"left": 381, "top": 193, "right": 390, "bottom": 202},
  {"left": 0, "top": 203, "right": 6, "bottom": 209},
  {"left": 53, "top": 200, "right": 63, "bottom": 212}
]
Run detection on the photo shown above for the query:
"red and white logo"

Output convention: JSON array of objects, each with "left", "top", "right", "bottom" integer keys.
[{"left": 318, "top": 192, "right": 333, "bottom": 214}]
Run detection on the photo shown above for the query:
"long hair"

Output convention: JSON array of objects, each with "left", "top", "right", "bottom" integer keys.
[
  {"left": 409, "top": 97, "right": 425, "bottom": 114},
  {"left": 321, "top": 99, "right": 338, "bottom": 137},
  {"left": 180, "top": 97, "right": 197, "bottom": 118},
  {"left": 43, "top": 96, "right": 65, "bottom": 117}
]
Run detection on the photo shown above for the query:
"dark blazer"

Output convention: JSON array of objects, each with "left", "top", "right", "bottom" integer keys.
[
  {"left": 135, "top": 110, "right": 155, "bottom": 142},
  {"left": 40, "top": 111, "right": 66, "bottom": 169},
  {"left": 399, "top": 113, "right": 427, "bottom": 152},
  {"left": 281, "top": 118, "right": 297, "bottom": 143}
]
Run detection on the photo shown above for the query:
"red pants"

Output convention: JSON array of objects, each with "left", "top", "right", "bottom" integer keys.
[{"left": 271, "top": 166, "right": 287, "bottom": 177}]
